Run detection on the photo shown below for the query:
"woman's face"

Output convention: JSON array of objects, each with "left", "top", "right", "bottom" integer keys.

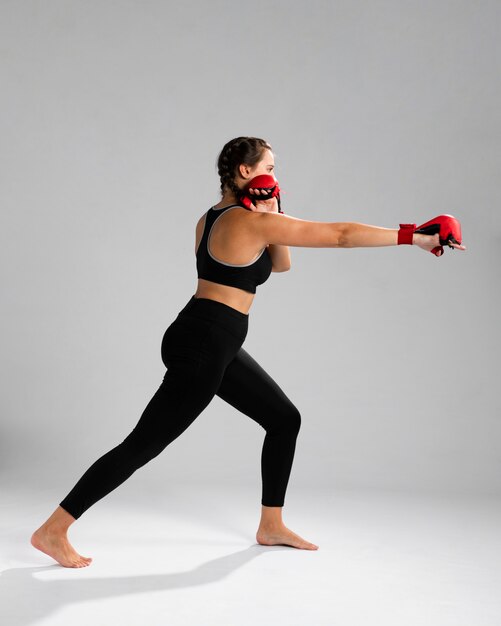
[{"left": 238, "top": 149, "right": 275, "bottom": 187}]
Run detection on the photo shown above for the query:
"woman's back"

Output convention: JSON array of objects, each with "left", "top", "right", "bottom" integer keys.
[{"left": 196, "top": 204, "right": 273, "bottom": 295}]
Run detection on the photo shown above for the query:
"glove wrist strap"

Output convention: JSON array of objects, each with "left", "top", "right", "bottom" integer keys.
[{"left": 398, "top": 223, "right": 416, "bottom": 245}]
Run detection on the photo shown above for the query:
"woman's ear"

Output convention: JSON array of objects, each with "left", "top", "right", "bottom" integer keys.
[{"left": 238, "top": 163, "right": 251, "bottom": 180}]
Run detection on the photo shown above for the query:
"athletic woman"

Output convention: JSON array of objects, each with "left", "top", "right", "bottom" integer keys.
[{"left": 30, "top": 136, "right": 466, "bottom": 568}]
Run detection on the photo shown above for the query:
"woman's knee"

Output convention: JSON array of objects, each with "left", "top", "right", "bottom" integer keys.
[
  {"left": 266, "top": 405, "right": 301, "bottom": 436},
  {"left": 288, "top": 406, "right": 301, "bottom": 435}
]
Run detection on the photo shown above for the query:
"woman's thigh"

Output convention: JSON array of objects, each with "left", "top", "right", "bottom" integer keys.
[
  {"left": 129, "top": 315, "right": 246, "bottom": 444},
  {"left": 130, "top": 318, "right": 226, "bottom": 443},
  {"left": 215, "top": 346, "right": 301, "bottom": 433}
]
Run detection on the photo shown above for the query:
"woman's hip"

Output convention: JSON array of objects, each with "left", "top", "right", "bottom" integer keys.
[{"left": 161, "top": 295, "right": 248, "bottom": 370}]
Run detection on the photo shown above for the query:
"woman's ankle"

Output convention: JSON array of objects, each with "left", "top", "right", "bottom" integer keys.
[
  {"left": 41, "top": 506, "right": 76, "bottom": 533},
  {"left": 259, "top": 505, "right": 284, "bottom": 528}
]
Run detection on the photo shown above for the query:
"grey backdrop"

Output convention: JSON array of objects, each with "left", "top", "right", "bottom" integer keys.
[{"left": 1, "top": 0, "right": 499, "bottom": 501}]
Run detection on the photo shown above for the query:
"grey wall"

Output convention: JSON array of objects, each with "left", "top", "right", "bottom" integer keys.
[{"left": 1, "top": 0, "right": 499, "bottom": 499}]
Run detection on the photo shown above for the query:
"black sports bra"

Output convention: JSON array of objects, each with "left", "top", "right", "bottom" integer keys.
[{"left": 196, "top": 204, "right": 272, "bottom": 294}]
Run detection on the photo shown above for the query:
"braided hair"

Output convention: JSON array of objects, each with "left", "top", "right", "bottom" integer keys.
[{"left": 216, "top": 136, "right": 272, "bottom": 197}]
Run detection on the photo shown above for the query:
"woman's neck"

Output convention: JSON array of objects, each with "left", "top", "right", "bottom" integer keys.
[{"left": 218, "top": 192, "right": 239, "bottom": 206}]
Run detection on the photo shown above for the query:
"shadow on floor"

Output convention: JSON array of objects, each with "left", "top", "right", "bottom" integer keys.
[{"left": 0, "top": 544, "right": 291, "bottom": 625}]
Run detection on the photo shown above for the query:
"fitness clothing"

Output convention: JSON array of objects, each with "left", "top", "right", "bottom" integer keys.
[
  {"left": 196, "top": 204, "right": 273, "bottom": 294},
  {"left": 59, "top": 295, "right": 301, "bottom": 519}
]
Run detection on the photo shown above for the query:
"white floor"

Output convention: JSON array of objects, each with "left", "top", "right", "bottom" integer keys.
[{"left": 1, "top": 481, "right": 500, "bottom": 626}]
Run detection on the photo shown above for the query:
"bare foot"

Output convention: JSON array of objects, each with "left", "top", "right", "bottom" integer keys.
[
  {"left": 31, "top": 526, "right": 93, "bottom": 568},
  {"left": 256, "top": 525, "right": 319, "bottom": 550}
]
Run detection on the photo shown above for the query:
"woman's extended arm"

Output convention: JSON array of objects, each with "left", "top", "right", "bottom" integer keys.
[
  {"left": 248, "top": 212, "right": 464, "bottom": 254},
  {"left": 247, "top": 213, "right": 361, "bottom": 248},
  {"left": 244, "top": 188, "right": 466, "bottom": 253},
  {"left": 341, "top": 223, "right": 400, "bottom": 247},
  {"left": 311, "top": 221, "right": 464, "bottom": 252}
]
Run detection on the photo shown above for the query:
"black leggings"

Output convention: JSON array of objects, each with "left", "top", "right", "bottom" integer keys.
[{"left": 59, "top": 295, "right": 301, "bottom": 519}]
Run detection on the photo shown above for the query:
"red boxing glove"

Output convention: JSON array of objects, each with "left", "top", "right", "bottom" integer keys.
[
  {"left": 398, "top": 214, "right": 462, "bottom": 257},
  {"left": 238, "top": 174, "right": 284, "bottom": 213}
]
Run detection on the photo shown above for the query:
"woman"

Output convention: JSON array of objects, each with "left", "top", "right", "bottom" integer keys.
[{"left": 31, "top": 136, "right": 466, "bottom": 568}]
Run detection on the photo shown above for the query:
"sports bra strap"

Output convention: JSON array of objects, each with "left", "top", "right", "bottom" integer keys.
[{"left": 211, "top": 204, "right": 245, "bottom": 211}]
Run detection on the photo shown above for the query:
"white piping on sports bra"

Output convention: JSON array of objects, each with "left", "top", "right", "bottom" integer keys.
[{"left": 206, "top": 205, "right": 266, "bottom": 268}]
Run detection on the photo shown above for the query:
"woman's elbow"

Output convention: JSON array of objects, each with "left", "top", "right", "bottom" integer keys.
[{"left": 272, "top": 263, "right": 291, "bottom": 273}]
